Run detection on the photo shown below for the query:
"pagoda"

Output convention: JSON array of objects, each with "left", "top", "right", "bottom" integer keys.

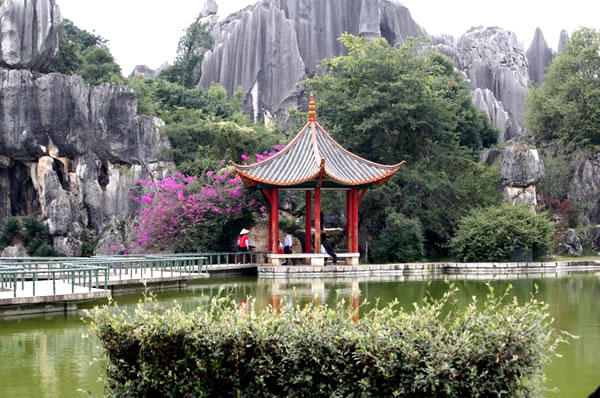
[{"left": 232, "top": 95, "right": 405, "bottom": 265}]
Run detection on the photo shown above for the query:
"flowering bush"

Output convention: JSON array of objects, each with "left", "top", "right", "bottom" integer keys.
[{"left": 131, "top": 170, "right": 264, "bottom": 253}]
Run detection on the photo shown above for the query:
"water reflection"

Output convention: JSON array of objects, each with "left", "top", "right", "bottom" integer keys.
[{"left": 0, "top": 271, "right": 599, "bottom": 397}]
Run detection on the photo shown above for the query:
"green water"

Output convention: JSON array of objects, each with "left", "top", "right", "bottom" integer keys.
[{"left": 0, "top": 272, "right": 599, "bottom": 397}]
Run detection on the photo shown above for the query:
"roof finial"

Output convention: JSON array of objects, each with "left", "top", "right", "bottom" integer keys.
[{"left": 308, "top": 94, "right": 317, "bottom": 122}]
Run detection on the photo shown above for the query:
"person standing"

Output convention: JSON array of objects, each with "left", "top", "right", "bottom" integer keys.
[
  {"left": 237, "top": 228, "right": 250, "bottom": 264},
  {"left": 282, "top": 231, "right": 296, "bottom": 265},
  {"left": 321, "top": 232, "right": 337, "bottom": 266}
]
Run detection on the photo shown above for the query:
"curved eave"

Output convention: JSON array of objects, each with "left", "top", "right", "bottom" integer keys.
[
  {"left": 233, "top": 160, "right": 405, "bottom": 188},
  {"left": 322, "top": 161, "right": 405, "bottom": 186},
  {"left": 231, "top": 120, "right": 406, "bottom": 188}
]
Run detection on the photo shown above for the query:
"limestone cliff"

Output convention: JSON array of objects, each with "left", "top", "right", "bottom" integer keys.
[
  {"left": 200, "top": 0, "right": 425, "bottom": 120},
  {"left": 558, "top": 30, "right": 569, "bottom": 53},
  {"left": 0, "top": 69, "right": 173, "bottom": 255},
  {"left": 0, "top": 0, "right": 60, "bottom": 71},
  {"left": 526, "top": 28, "right": 553, "bottom": 86}
]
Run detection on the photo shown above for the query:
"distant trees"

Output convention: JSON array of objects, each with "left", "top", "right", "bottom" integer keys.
[
  {"left": 305, "top": 34, "right": 501, "bottom": 257},
  {"left": 52, "top": 18, "right": 123, "bottom": 85},
  {"left": 527, "top": 27, "right": 600, "bottom": 146},
  {"left": 159, "top": 17, "right": 213, "bottom": 88}
]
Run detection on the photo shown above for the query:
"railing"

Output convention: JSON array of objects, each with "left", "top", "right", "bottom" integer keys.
[
  {"left": 0, "top": 251, "right": 276, "bottom": 299},
  {"left": 0, "top": 254, "right": 209, "bottom": 298},
  {"left": 141, "top": 251, "right": 271, "bottom": 266},
  {"left": 0, "top": 266, "right": 108, "bottom": 298}
]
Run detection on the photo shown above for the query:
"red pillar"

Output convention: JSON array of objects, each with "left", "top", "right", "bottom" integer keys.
[
  {"left": 305, "top": 190, "right": 312, "bottom": 253},
  {"left": 314, "top": 187, "right": 321, "bottom": 253},
  {"left": 346, "top": 189, "right": 353, "bottom": 252},
  {"left": 270, "top": 188, "right": 279, "bottom": 253},
  {"left": 352, "top": 187, "right": 359, "bottom": 253}
]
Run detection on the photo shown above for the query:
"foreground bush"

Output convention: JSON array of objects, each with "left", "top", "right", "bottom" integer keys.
[
  {"left": 88, "top": 286, "right": 567, "bottom": 397},
  {"left": 448, "top": 203, "right": 554, "bottom": 262}
]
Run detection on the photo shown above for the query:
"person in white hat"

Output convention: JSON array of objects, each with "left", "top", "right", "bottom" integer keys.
[{"left": 237, "top": 228, "right": 250, "bottom": 264}]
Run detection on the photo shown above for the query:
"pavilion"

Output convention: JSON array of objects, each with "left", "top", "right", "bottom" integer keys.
[{"left": 232, "top": 95, "right": 405, "bottom": 265}]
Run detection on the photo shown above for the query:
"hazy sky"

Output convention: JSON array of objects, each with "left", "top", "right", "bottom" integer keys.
[{"left": 57, "top": 0, "right": 599, "bottom": 75}]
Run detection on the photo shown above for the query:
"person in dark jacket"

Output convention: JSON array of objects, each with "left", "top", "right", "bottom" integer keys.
[{"left": 321, "top": 232, "right": 337, "bottom": 266}]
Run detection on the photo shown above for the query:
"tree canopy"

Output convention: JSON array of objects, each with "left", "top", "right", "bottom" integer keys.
[
  {"left": 52, "top": 18, "right": 123, "bottom": 85},
  {"left": 305, "top": 34, "right": 501, "bottom": 255},
  {"left": 159, "top": 17, "right": 213, "bottom": 88},
  {"left": 526, "top": 27, "right": 600, "bottom": 146}
]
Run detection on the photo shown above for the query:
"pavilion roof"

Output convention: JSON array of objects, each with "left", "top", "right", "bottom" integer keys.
[{"left": 232, "top": 96, "right": 405, "bottom": 189}]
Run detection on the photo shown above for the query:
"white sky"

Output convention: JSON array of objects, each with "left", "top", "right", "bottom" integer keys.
[{"left": 57, "top": 0, "right": 599, "bottom": 76}]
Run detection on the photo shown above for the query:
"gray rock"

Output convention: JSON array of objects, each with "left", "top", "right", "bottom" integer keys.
[
  {"left": 503, "top": 185, "right": 537, "bottom": 208},
  {"left": 471, "top": 88, "right": 513, "bottom": 141},
  {"left": 94, "top": 218, "right": 131, "bottom": 255},
  {"left": 556, "top": 229, "right": 582, "bottom": 255},
  {"left": 201, "top": 1, "right": 305, "bottom": 121},
  {"left": 455, "top": 26, "right": 528, "bottom": 139},
  {"left": 584, "top": 225, "right": 600, "bottom": 252},
  {"left": 1, "top": 243, "right": 28, "bottom": 257},
  {"left": 526, "top": 28, "right": 554, "bottom": 86},
  {"left": 52, "top": 236, "right": 81, "bottom": 257},
  {"left": 128, "top": 65, "right": 158, "bottom": 78},
  {"left": 201, "top": 0, "right": 218, "bottom": 16},
  {"left": 570, "top": 153, "right": 600, "bottom": 223},
  {"left": 0, "top": 0, "right": 61, "bottom": 71},
  {"left": 0, "top": 70, "right": 169, "bottom": 163},
  {"left": 500, "top": 143, "right": 545, "bottom": 188},
  {"left": 0, "top": 68, "right": 174, "bottom": 251},
  {"left": 558, "top": 30, "right": 569, "bottom": 53},
  {"left": 200, "top": 0, "right": 425, "bottom": 120}
]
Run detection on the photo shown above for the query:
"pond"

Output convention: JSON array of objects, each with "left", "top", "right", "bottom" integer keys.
[{"left": 0, "top": 271, "right": 598, "bottom": 397}]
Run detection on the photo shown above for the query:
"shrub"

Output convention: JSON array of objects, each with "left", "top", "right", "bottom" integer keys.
[
  {"left": 0, "top": 217, "right": 22, "bottom": 247},
  {"left": 371, "top": 212, "right": 424, "bottom": 262},
  {"left": 131, "top": 171, "right": 264, "bottom": 253},
  {"left": 88, "top": 285, "right": 567, "bottom": 397},
  {"left": 21, "top": 216, "right": 53, "bottom": 256},
  {"left": 32, "top": 243, "right": 61, "bottom": 257},
  {"left": 448, "top": 203, "right": 554, "bottom": 262}
]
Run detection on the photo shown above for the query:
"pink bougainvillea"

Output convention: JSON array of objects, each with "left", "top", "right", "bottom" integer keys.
[
  {"left": 131, "top": 148, "right": 282, "bottom": 253},
  {"left": 130, "top": 170, "right": 261, "bottom": 252}
]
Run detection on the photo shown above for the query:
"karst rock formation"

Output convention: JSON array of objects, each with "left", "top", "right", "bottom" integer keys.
[{"left": 0, "top": 0, "right": 173, "bottom": 256}]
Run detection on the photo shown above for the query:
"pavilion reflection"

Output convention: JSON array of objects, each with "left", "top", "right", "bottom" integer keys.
[{"left": 266, "top": 279, "right": 361, "bottom": 321}]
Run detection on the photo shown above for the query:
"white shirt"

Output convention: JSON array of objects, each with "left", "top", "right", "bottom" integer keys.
[{"left": 284, "top": 234, "right": 293, "bottom": 247}]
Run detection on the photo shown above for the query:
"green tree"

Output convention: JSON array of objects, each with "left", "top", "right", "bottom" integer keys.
[
  {"left": 371, "top": 212, "right": 424, "bottom": 262},
  {"left": 0, "top": 217, "right": 21, "bottom": 247},
  {"left": 159, "top": 17, "right": 213, "bottom": 88},
  {"left": 448, "top": 203, "right": 554, "bottom": 262},
  {"left": 62, "top": 18, "right": 106, "bottom": 49},
  {"left": 305, "top": 34, "right": 501, "bottom": 253},
  {"left": 526, "top": 28, "right": 600, "bottom": 146},
  {"left": 78, "top": 46, "right": 124, "bottom": 85},
  {"left": 51, "top": 18, "right": 109, "bottom": 76}
]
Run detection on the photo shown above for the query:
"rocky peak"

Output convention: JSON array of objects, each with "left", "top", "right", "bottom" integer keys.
[
  {"left": 455, "top": 26, "right": 528, "bottom": 139},
  {"left": 0, "top": 0, "right": 61, "bottom": 72},
  {"left": 558, "top": 29, "right": 569, "bottom": 53},
  {"left": 199, "top": 0, "right": 425, "bottom": 120},
  {"left": 128, "top": 64, "right": 159, "bottom": 79},
  {"left": 201, "top": 0, "right": 218, "bottom": 17},
  {"left": 0, "top": 69, "right": 174, "bottom": 255},
  {"left": 526, "top": 27, "right": 553, "bottom": 86}
]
